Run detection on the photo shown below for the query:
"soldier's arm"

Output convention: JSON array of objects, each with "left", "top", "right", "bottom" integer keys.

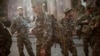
[
  {"left": 43, "top": 15, "right": 53, "bottom": 46},
  {"left": 10, "top": 19, "right": 17, "bottom": 34},
  {"left": 93, "top": 16, "right": 100, "bottom": 28},
  {"left": 25, "top": 17, "right": 31, "bottom": 23},
  {"left": 60, "top": 19, "right": 64, "bottom": 26},
  {"left": 77, "top": 14, "right": 87, "bottom": 25},
  {"left": 90, "top": 16, "right": 98, "bottom": 29},
  {"left": 71, "top": 21, "right": 76, "bottom": 36}
]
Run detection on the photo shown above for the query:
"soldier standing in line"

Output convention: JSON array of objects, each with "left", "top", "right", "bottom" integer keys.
[
  {"left": 51, "top": 15, "right": 69, "bottom": 56},
  {"left": 61, "top": 8, "right": 77, "bottom": 56},
  {"left": 76, "top": 5, "right": 94, "bottom": 56},
  {"left": 11, "top": 7, "right": 34, "bottom": 56},
  {"left": 91, "top": 11, "right": 100, "bottom": 56},
  {"left": 0, "top": 22, "right": 12, "bottom": 56},
  {"left": 91, "top": 0, "right": 100, "bottom": 56},
  {"left": 32, "top": 4, "right": 53, "bottom": 56}
]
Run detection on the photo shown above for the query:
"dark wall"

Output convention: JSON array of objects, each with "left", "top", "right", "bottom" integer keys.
[
  {"left": 0, "top": 0, "right": 8, "bottom": 17},
  {"left": 0, "top": 0, "right": 11, "bottom": 27}
]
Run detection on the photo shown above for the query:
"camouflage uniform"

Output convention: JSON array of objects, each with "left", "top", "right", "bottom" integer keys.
[
  {"left": 52, "top": 16, "right": 69, "bottom": 56},
  {"left": 11, "top": 16, "right": 34, "bottom": 56},
  {"left": 77, "top": 5, "right": 85, "bottom": 17},
  {"left": 0, "top": 22, "right": 12, "bottom": 56},
  {"left": 33, "top": 13, "right": 53, "bottom": 56},
  {"left": 91, "top": 15, "right": 100, "bottom": 56},
  {"left": 61, "top": 17, "right": 77, "bottom": 56},
  {"left": 77, "top": 14, "right": 93, "bottom": 56}
]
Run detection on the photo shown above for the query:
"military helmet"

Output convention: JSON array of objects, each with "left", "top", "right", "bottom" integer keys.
[{"left": 63, "top": 8, "right": 72, "bottom": 14}]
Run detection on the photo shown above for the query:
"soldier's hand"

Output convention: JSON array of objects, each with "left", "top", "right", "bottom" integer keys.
[
  {"left": 82, "top": 20, "right": 88, "bottom": 23},
  {"left": 31, "top": 28, "right": 34, "bottom": 35}
]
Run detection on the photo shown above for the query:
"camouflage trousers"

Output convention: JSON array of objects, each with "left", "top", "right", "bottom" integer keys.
[
  {"left": 65, "top": 35, "right": 77, "bottom": 56},
  {"left": 92, "top": 43, "right": 100, "bottom": 56},
  {"left": 36, "top": 35, "right": 69, "bottom": 56},
  {"left": 36, "top": 40, "right": 53, "bottom": 56},
  {"left": 92, "top": 36, "right": 100, "bottom": 56},
  {"left": 68, "top": 38, "right": 77, "bottom": 56},
  {"left": 54, "top": 36, "right": 77, "bottom": 56},
  {"left": 17, "top": 36, "right": 34, "bottom": 56},
  {"left": 53, "top": 35, "right": 69, "bottom": 56},
  {"left": 35, "top": 32, "right": 53, "bottom": 56},
  {"left": 82, "top": 34, "right": 91, "bottom": 56}
]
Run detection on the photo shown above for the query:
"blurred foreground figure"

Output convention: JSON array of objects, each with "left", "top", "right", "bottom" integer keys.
[
  {"left": 11, "top": 7, "right": 34, "bottom": 56},
  {"left": 0, "top": 22, "right": 12, "bottom": 56},
  {"left": 91, "top": 0, "right": 100, "bottom": 56},
  {"left": 61, "top": 8, "right": 77, "bottom": 56},
  {"left": 0, "top": 17, "right": 11, "bottom": 28},
  {"left": 32, "top": 4, "right": 53, "bottom": 56}
]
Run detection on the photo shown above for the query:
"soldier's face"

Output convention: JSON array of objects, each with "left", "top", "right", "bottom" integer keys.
[
  {"left": 65, "top": 14, "right": 69, "bottom": 18},
  {"left": 17, "top": 8, "right": 23, "bottom": 15},
  {"left": 33, "top": 5, "right": 42, "bottom": 14},
  {"left": 69, "top": 11, "right": 73, "bottom": 16}
]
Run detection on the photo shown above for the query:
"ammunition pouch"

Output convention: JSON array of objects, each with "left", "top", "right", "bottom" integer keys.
[{"left": 82, "top": 25, "right": 92, "bottom": 34}]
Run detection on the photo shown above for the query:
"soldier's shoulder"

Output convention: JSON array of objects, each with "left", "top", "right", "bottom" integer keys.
[
  {"left": 78, "top": 14, "right": 87, "bottom": 20},
  {"left": 60, "top": 18, "right": 65, "bottom": 23}
]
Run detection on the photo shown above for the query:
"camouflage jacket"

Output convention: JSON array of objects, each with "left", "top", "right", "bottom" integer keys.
[
  {"left": 76, "top": 14, "right": 93, "bottom": 34},
  {"left": 61, "top": 18, "right": 75, "bottom": 35},
  {"left": 11, "top": 16, "right": 30, "bottom": 36},
  {"left": 77, "top": 14, "right": 92, "bottom": 25},
  {"left": 52, "top": 17, "right": 59, "bottom": 36},
  {"left": 90, "top": 15, "right": 100, "bottom": 43},
  {"left": 92, "top": 15, "right": 100, "bottom": 35},
  {"left": 34, "top": 13, "right": 53, "bottom": 45}
]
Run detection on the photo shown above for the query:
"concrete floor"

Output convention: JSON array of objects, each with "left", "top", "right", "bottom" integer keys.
[{"left": 9, "top": 36, "right": 92, "bottom": 56}]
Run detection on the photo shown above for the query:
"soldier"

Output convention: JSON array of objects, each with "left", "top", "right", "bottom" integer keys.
[
  {"left": 0, "top": 22, "right": 12, "bottom": 56},
  {"left": 61, "top": 8, "right": 77, "bottom": 56},
  {"left": 91, "top": 13, "right": 100, "bottom": 56},
  {"left": 51, "top": 15, "right": 69, "bottom": 56},
  {"left": 91, "top": 1, "right": 100, "bottom": 56},
  {"left": 76, "top": 4, "right": 85, "bottom": 16},
  {"left": 76, "top": 5, "right": 94, "bottom": 56},
  {"left": 32, "top": 4, "right": 53, "bottom": 56},
  {"left": 11, "top": 7, "right": 34, "bottom": 56}
]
